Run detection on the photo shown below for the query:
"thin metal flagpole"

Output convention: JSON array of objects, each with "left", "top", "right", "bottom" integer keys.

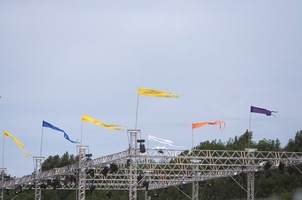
[
  {"left": 248, "top": 111, "right": 252, "bottom": 149},
  {"left": 192, "top": 127, "right": 194, "bottom": 150},
  {"left": 40, "top": 126, "right": 44, "bottom": 157},
  {"left": 80, "top": 119, "right": 83, "bottom": 146},
  {"left": 135, "top": 93, "right": 140, "bottom": 129},
  {"left": 2, "top": 132, "right": 5, "bottom": 168}
]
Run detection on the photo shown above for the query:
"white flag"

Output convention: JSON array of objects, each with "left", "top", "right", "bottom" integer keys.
[{"left": 148, "top": 135, "right": 183, "bottom": 148}]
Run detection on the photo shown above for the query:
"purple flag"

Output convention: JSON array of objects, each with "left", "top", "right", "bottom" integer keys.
[{"left": 250, "top": 106, "right": 277, "bottom": 116}]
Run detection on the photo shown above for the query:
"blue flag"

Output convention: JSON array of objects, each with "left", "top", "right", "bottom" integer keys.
[{"left": 42, "top": 121, "right": 79, "bottom": 144}]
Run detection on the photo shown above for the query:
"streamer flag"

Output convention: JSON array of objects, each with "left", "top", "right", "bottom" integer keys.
[
  {"left": 148, "top": 135, "right": 183, "bottom": 148},
  {"left": 250, "top": 106, "right": 277, "bottom": 116},
  {"left": 82, "top": 115, "right": 123, "bottom": 131},
  {"left": 3, "top": 130, "right": 31, "bottom": 157},
  {"left": 192, "top": 120, "right": 226, "bottom": 131},
  {"left": 138, "top": 87, "right": 179, "bottom": 98},
  {"left": 42, "top": 121, "right": 79, "bottom": 143}
]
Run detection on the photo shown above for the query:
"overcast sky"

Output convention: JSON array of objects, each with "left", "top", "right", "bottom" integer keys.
[{"left": 1, "top": 1, "right": 302, "bottom": 177}]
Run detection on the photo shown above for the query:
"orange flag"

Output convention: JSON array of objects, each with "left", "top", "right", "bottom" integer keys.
[{"left": 192, "top": 120, "right": 225, "bottom": 131}]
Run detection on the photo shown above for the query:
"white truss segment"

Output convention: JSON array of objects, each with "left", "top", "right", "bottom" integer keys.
[
  {"left": 1, "top": 148, "right": 302, "bottom": 200},
  {"left": 0, "top": 150, "right": 129, "bottom": 189}
]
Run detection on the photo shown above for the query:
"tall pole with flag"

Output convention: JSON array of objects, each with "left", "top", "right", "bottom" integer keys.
[
  {"left": 191, "top": 120, "right": 225, "bottom": 149},
  {"left": 40, "top": 126, "right": 44, "bottom": 157},
  {"left": 135, "top": 87, "right": 179, "bottom": 129},
  {"left": 41, "top": 121, "right": 79, "bottom": 156},
  {"left": 3, "top": 130, "right": 31, "bottom": 158},
  {"left": 80, "top": 114, "right": 124, "bottom": 145},
  {"left": 80, "top": 115, "right": 123, "bottom": 200},
  {"left": 1, "top": 133, "right": 4, "bottom": 168},
  {"left": 248, "top": 106, "right": 277, "bottom": 148}
]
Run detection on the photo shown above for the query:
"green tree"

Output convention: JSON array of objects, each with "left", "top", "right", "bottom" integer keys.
[
  {"left": 42, "top": 152, "right": 78, "bottom": 171},
  {"left": 226, "top": 130, "right": 253, "bottom": 150},
  {"left": 196, "top": 139, "right": 226, "bottom": 150},
  {"left": 283, "top": 130, "right": 302, "bottom": 152},
  {"left": 255, "top": 138, "right": 281, "bottom": 151}
]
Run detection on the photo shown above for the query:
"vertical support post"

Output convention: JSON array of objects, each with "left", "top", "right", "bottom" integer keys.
[
  {"left": 34, "top": 157, "right": 44, "bottom": 200},
  {"left": 245, "top": 148, "right": 256, "bottom": 200},
  {"left": 128, "top": 129, "right": 139, "bottom": 200},
  {"left": 77, "top": 145, "right": 89, "bottom": 200},
  {"left": 0, "top": 168, "right": 5, "bottom": 200},
  {"left": 145, "top": 190, "right": 151, "bottom": 200},
  {"left": 192, "top": 181, "right": 199, "bottom": 200},
  {"left": 247, "top": 171, "right": 255, "bottom": 200},
  {"left": 191, "top": 150, "right": 199, "bottom": 200}
]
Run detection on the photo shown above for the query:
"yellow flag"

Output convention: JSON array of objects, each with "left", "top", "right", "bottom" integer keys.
[
  {"left": 82, "top": 115, "right": 123, "bottom": 131},
  {"left": 3, "top": 131, "right": 31, "bottom": 157},
  {"left": 138, "top": 88, "right": 179, "bottom": 98}
]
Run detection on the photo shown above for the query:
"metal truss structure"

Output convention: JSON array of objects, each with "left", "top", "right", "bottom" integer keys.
[
  {"left": 0, "top": 168, "right": 6, "bottom": 200},
  {"left": 1, "top": 129, "right": 302, "bottom": 200}
]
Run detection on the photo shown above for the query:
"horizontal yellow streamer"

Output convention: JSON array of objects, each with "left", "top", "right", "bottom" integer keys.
[
  {"left": 82, "top": 115, "right": 123, "bottom": 131},
  {"left": 138, "top": 87, "right": 179, "bottom": 98}
]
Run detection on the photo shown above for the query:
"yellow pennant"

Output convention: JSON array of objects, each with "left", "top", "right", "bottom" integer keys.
[
  {"left": 138, "top": 87, "right": 179, "bottom": 98},
  {"left": 4, "top": 130, "right": 31, "bottom": 157},
  {"left": 82, "top": 115, "right": 123, "bottom": 131}
]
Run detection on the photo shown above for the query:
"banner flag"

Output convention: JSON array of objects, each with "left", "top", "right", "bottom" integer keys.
[
  {"left": 192, "top": 120, "right": 225, "bottom": 131},
  {"left": 3, "top": 130, "right": 31, "bottom": 157},
  {"left": 82, "top": 115, "right": 123, "bottom": 131},
  {"left": 148, "top": 135, "right": 183, "bottom": 148},
  {"left": 138, "top": 87, "right": 179, "bottom": 98},
  {"left": 42, "top": 121, "right": 79, "bottom": 143},
  {"left": 250, "top": 106, "right": 277, "bottom": 116}
]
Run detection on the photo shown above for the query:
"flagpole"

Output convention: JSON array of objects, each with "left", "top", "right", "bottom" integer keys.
[
  {"left": 135, "top": 93, "right": 140, "bottom": 129},
  {"left": 2, "top": 132, "right": 5, "bottom": 168},
  {"left": 40, "top": 126, "right": 44, "bottom": 157},
  {"left": 81, "top": 120, "right": 83, "bottom": 146},
  {"left": 248, "top": 111, "right": 252, "bottom": 149},
  {"left": 192, "top": 127, "right": 194, "bottom": 150}
]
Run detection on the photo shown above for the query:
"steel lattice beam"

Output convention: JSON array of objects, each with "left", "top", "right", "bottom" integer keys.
[
  {"left": 1, "top": 148, "right": 302, "bottom": 200},
  {"left": 1, "top": 149, "right": 302, "bottom": 189}
]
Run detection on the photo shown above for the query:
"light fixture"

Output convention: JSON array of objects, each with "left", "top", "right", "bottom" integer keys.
[
  {"left": 90, "top": 185, "right": 96, "bottom": 194},
  {"left": 110, "top": 163, "right": 118, "bottom": 173},
  {"left": 40, "top": 183, "right": 47, "bottom": 189},
  {"left": 143, "top": 181, "right": 149, "bottom": 191},
  {"left": 86, "top": 168, "right": 95, "bottom": 176},
  {"left": 28, "top": 183, "right": 33, "bottom": 190},
  {"left": 85, "top": 153, "right": 92, "bottom": 160},
  {"left": 278, "top": 162, "right": 285, "bottom": 172},
  {"left": 70, "top": 175, "right": 76, "bottom": 184},
  {"left": 139, "top": 143, "right": 146, "bottom": 153},
  {"left": 264, "top": 161, "right": 272, "bottom": 170},
  {"left": 126, "top": 159, "right": 130, "bottom": 167},
  {"left": 137, "top": 139, "right": 146, "bottom": 153},
  {"left": 64, "top": 176, "right": 71, "bottom": 185},
  {"left": 102, "top": 166, "right": 109, "bottom": 177},
  {"left": 15, "top": 185, "right": 22, "bottom": 195},
  {"left": 52, "top": 178, "right": 60, "bottom": 190}
]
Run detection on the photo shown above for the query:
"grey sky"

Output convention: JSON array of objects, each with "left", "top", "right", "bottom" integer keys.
[{"left": 1, "top": 1, "right": 302, "bottom": 177}]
